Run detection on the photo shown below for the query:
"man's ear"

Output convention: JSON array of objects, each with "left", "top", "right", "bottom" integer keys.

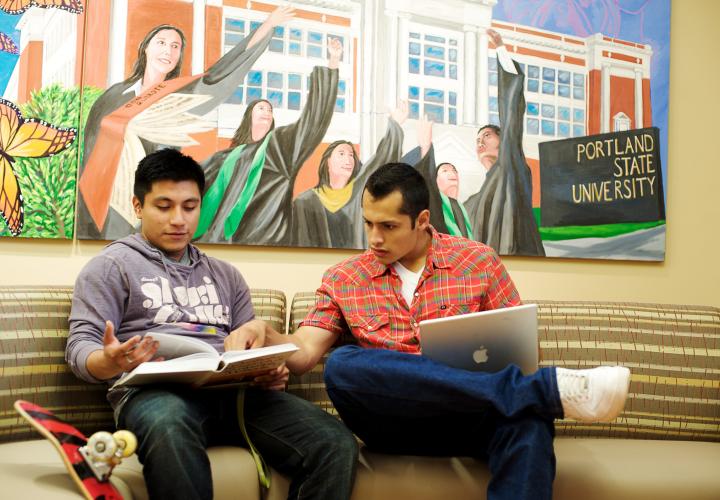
[
  {"left": 132, "top": 196, "right": 143, "bottom": 219},
  {"left": 417, "top": 209, "right": 431, "bottom": 230}
]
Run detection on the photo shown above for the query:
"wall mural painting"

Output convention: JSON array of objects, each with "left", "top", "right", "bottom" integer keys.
[
  {"left": 0, "top": 0, "right": 84, "bottom": 238},
  {"left": 5, "top": 0, "right": 670, "bottom": 261}
]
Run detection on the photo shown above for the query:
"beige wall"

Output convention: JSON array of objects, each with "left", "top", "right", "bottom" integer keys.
[{"left": 1, "top": 0, "right": 718, "bottom": 307}]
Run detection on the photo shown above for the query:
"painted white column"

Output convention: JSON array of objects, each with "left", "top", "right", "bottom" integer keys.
[
  {"left": 360, "top": 0, "right": 376, "bottom": 156},
  {"left": 477, "top": 30, "right": 489, "bottom": 126},
  {"left": 463, "top": 25, "right": 478, "bottom": 126},
  {"left": 396, "top": 12, "right": 410, "bottom": 103},
  {"left": 107, "top": 0, "right": 129, "bottom": 86},
  {"left": 192, "top": 0, "right": 206, "bottom": 74},
  {"left": 384, "top": 9, "right": 399, "bottom": 109},
  {"left": 634, "top": 68, "right": 644, "bottom": 129},
  {"left": 601, "top": 63, "right": 611, "bottom": 133}
]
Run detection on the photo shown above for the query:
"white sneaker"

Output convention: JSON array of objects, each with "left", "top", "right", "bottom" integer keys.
[{"left": 557, "top": 366, "right": 631, "bottom": 423}]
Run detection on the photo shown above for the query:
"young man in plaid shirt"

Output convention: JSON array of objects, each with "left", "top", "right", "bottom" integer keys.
[{"left": 255, "top": 163, "right": 630, "bottom": 499}]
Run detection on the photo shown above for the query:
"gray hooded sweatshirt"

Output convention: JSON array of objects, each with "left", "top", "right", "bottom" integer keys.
[{"left": 66, "top": 234, "right": 254, "bottom": 411}]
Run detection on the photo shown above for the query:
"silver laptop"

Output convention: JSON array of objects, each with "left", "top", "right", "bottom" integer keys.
[{"left": 419, "top": 304, "right": 538, "bottom": 375}]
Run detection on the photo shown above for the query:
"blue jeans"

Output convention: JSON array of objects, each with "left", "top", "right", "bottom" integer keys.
[
  {"left": 118, "top": 386, "right": 358, "bottom": 500},
  {"left": 324, "top": 345, "right": 562, "bottom": 500}
]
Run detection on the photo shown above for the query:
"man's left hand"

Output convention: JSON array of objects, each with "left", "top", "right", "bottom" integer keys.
[
  {"left": 224, "top": 319, "right": 267, "bottom": 351},
  {"left": 328, "top": 37, "right": 343, "bottom": 69},
  {"left": 252, "top": 364, "right": 290, "bottom": 391}
]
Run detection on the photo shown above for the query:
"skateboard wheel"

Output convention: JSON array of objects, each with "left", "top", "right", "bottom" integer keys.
[
  {"left": 113, "top": 430, "right": 137, "bottom": 457},
  {"left": 87, "top": 431, "right": 117, "bottom": 460}
]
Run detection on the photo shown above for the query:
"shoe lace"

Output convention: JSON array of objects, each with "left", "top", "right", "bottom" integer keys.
[{"left": 560, "top": 372, "right": 589, "bottom": 401}]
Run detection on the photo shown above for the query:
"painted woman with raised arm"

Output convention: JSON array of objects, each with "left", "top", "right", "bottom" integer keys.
[
  {"left": 292, "top": 102, "right": 408, "bottom": 249},
  {"left": 195, "top": 39, "right": 343, "bottom": 246},
  {"left": 77, "top": 6, "right": 295, "bottom": 240}
]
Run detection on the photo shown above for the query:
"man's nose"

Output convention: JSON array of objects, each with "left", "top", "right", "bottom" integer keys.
[{"left": 170, "top": 207, "right": 185, "bottom": 225}]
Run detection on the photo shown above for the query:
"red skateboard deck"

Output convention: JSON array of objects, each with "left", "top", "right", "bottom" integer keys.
[{"left": 14, "top": 400, "right": 124, "bottom": 500}]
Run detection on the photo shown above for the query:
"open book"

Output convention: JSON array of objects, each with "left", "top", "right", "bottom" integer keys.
[{"left": 112, "top": 332, "right": 298, "bottom": 389}]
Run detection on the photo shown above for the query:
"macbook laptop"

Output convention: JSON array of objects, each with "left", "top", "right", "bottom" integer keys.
[{"left": 419, "top": 303, "right": 539, "bottom": 375}]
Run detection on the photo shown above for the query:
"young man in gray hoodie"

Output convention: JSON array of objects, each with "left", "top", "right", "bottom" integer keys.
[{"left": 66, "top": 148, "right": 357, "bottom": 500}]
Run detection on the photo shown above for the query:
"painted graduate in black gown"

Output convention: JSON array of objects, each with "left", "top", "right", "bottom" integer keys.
[
  {"left": 463, "top": 29, "right": 545, "bottom": 256},
  {"left": 292, "top": 101, "right": 408, "bottom": 249},
  {"left": 401, "top": 115, "right": 473, "bottom": 238},
  {"left": 195, "top": 38, "right": 343, "bottom": 246}
]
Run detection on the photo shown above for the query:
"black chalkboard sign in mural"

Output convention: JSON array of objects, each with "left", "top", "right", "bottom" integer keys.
[{"left": 540, "top": 127, "right": 665, "bottom": 227}]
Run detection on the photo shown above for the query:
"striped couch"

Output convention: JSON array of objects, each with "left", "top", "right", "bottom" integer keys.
[
  {"left": 286, "top": 293, "right": 720, "bottom": 500},
  {"left": 1, "top": 287, "right": 718, "bottom": 499},
  {"left": 0, "top": 286, "right": 286, "bottom": 500}
]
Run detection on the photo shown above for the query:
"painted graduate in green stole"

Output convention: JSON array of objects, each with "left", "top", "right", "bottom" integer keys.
[
  {"left": 195, "top": 38, "right": 343, "bottom": 246},
  {"left": 401, "top": 115, "right": 473, "bottom": 239}
]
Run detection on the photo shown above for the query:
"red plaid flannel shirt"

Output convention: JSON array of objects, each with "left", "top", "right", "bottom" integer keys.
[{"left": 301, "top": 228, "right": 522, "bottom": 353}]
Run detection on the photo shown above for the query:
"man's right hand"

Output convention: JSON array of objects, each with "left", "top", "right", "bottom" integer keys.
[
  {"left": 327, "top": 37, "right": 343, "bottom": 69},
  {"left": 418, "top": 114, "right": 433, "bottom": 158},
  {"left": 266, "top": 5, "right": 296, "bottom": 28},
  {"left": 86, "top": 321, "right": 160, "bottom": 380},
  {"left": 390, "top": 99, "right": 409, "bottom": 125},
  {"left": 487, "top": 28, "right": 504, "bottom": 47}
]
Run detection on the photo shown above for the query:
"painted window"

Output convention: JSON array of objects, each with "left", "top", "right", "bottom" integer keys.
[
  {"left": 408, "top": 86, "right": 458, "bottom": 125},
  {"left": 222, "top": 13, "right": 352, "bottom": 114},
  {"left": 406, "top": 25, "right": 462, "bottom": 124}
]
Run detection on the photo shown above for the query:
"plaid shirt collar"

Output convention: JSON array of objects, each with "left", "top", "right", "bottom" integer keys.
[{"left": 361, "top": 226, "right": 454, "bottom": 279}]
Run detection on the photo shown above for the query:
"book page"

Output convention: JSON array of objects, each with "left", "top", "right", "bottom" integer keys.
[
  {"left": 112, "top": 353, "right": 218, "bottom": 388},
  {"left": 204, "top": 344, "right": 299, "bottom": 386},
  {"left": 146, "top": 332, "right": 219, "bottom": 359},
  {"left": 219, "top": 343, "right": 298, "bottom": 364}
]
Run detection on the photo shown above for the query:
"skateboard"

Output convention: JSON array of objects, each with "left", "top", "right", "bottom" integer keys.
[{"left": 14, "top": 400, "right": 137, "bottom": 500}]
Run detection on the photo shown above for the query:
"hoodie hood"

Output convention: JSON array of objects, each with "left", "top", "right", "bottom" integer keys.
[{"left": 107, "top": 233, "right": 203, "bottom": 267}]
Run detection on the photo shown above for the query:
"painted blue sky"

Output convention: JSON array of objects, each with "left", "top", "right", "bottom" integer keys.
[
  {"left": 494, "top": 0, "right": 671, "bottom": 193},
  {"left": 0, "top": 13, "right": 20, "bottom": 95}
]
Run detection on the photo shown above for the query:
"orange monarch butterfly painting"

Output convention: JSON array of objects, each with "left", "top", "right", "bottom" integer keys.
[
  {"left": 0, "top": 0, "right": 82, "bottom": 15},
  {"left": 0, "top": 32, "right": 17, "bottom": 54},
  {"left": 0, "top": 98, "right": 76, "bottom": 236}
]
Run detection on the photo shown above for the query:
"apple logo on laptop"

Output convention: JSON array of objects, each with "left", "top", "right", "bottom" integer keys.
[{"left": 473, "top": 346, "right": 489, "bottom": 364}]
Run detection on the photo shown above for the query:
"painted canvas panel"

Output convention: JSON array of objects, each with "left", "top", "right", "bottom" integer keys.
[
  {"left": 0, "top": 0, "right": 84, "bottom": 239},
  {"left": 74, "top": 0, "right": 670, "bottom": 261},
  {"left": 75, "top": 0, "right": 359, "bottom": 248}
]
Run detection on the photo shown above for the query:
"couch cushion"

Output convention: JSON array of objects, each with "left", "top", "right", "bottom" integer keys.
[
  {"left": 0, "top": 287, "right": 112, "bottom": 443},
  {"left": 534, "top": 300, "right": 720, "bottom": 442},
  {"left": 347, "top": 438, "right": 720, "bottom": 500},
  {"left": 3, "top": 437, "right": 717, "bottom": 500},
  {"left": 0, "top": 439, "right": 263, "bottom": 500},
  {"left": 288, "top": 294, "right": 720, "bottom": 441},
  {"left": 0, "top": 286, "right": 286, "bottom": 443},
  {"left": 0, "top": 439, "right": 136, "bottom": 499}
]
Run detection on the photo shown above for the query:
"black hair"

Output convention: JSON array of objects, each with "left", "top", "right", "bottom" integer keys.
[
  {"left": 134, "top": 149, "right": 205, "bottom": 205},
  {"left": 315, "top": 140, "right": 361, "bottom": 189},
  {"left": 124, "top": 25, "right": 186, "bottom": 84},
  {"left": 477, "top": 124, "right": 501, "bottom": 136},
  {"left": 364, "top": 163, "right": 429, "bottom": 227},
  {"left": 229, "top": 99, "right": 276, "bottom": 147},
  {"left": 435, "top": 162, "right": 458, "bottom": 179}
]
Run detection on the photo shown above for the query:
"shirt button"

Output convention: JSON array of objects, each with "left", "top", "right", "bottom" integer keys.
[{"left": 414, "top": 292, "right": 420, "bottom": 297}]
